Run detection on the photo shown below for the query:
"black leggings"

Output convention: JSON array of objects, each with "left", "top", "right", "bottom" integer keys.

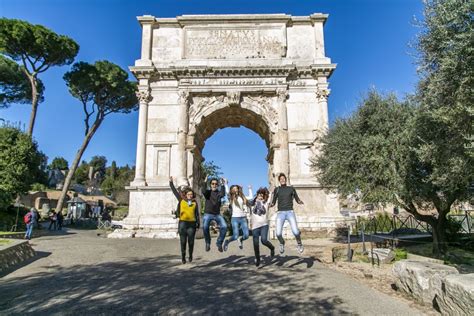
[
  {"left": 179, "top": 221, "right": 196, "bottom": 259},
  {"left": 252, "top": 225, "right": 274, "bottom": 259}
]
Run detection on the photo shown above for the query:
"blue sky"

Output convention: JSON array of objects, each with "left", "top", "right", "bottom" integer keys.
[{"left": 1, "top": 0, "right": 424, "bottom": 191}]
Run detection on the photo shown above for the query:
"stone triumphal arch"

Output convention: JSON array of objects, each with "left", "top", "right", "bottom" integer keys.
[{"left": 119, "top": 14, "right": 342, "bottom": 238}]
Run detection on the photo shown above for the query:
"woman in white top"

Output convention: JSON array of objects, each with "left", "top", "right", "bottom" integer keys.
[
  {"left": 223, "top": 184, "right": 252, "bottom": 251},
  {"left": 249, "top": 187, "right": 275, "bottom": 267}
]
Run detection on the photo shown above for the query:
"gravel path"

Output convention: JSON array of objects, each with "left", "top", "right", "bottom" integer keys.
[{"left": 0, "top": 228, "right": 423, "bottom": 315}]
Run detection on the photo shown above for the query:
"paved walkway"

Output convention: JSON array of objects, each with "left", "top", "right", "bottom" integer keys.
[{"left": 0, "top": 228, "right": 422, "bottom": 315}]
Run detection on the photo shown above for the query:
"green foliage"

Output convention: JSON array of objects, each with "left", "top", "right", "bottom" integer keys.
[
  {"left": 101, "top": 164, "right": 134, "bottom": 205},
  {"left": 0, "top": 18, "right": 79, "bottom": 69},
  {"left": 313, "top": 90, "right": 414, "bottom": 204},
  {"left": 0, "top": 55, "right": 44, "bottom": 107},
  {"left": 200, "top": 160, "right": 223, "bottom": 181},
  {"left": 0, "top": 127, "right": 45, "bottom": 210},
  {"left": 0, "top": 18, "right": 79, "bottom": 135},
  {"left": 63, "top": 61, "right": 138, "bottom": 133},
  {"left": 49, "top": 156, "right": 68, "bottom": 170},
  {"left": 394, "top": 248, "right": 408, "bottom": 261},
  {"left": 73, "top": 160, "right": 89, "bottom": 185},
  {"left": 89, "top": 155, "right": 107, "bottom": 180}
]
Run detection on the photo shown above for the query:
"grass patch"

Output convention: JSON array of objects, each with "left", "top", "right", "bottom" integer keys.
[{"left": 0, "top": 239, "right": 11, "bottom": 245}]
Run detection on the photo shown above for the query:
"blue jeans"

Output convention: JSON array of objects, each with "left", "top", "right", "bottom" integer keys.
[
  {"left": 275, "top": 210, "right": 301, "bottom": 244},
  {"left": 25, "top": 223, "right": 33, "bottom": 239},
  {"left": 227, "top": 217, "right": 249, "bottom": 243},
  {"left": 203, "top": 213, "right": 227, "bottom": 245}
]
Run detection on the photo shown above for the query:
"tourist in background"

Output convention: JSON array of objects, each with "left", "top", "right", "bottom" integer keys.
[
  {"left": 48, "top": 210, "right": 57, "bottom": 230},
  {"left": 202, "top": 176, "right": 227, "bottom": 252},
  {"left": 24, "top": 207, "right": 36, "bottom": 240},
  {"left": 223, "top": 184, "right": 253, "bottom": 251},
  {"left": 249, "top": 187, "right": 275, "bottom": 266},
  {"left": 57, "top": 210, "right": 64, "bottom": 230},
  {"left": 170, "top": 176, "right": 200, "bottom": 264},
  {"left": 270, "top": 173, "right": 304, "bottom": 254}
]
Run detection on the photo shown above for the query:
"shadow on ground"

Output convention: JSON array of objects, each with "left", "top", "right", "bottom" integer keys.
[{"left": 0, "top": 255, "right": 352, "bottom": 315}]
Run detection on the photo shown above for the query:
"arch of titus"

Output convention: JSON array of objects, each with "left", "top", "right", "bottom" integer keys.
[{"left": 118, "top": 14, "right": 342, "bottom": 238}]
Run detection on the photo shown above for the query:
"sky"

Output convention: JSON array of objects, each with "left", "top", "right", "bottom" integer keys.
[{"left": 0, "top": 0, "right": 424, "bottom": 191}]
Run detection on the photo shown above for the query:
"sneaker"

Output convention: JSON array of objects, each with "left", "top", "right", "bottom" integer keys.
[
  {"left": 205, "top": 243, "right": 210, "bottom": 252},
  {"left": 217, "top": 243, "right": 223, "bottom": 252},
  {"left": 270, "top": 248, "right": 275, "bottom": 257},
  {"left": 238, "top": 237, "right": 243, "bottom": 250},
  {"left": 279, "top": 243, "right": 285, "bottom": 254},
  {"left": 223, "top": 240, "right": 229, "bottom": 252},
  {"left": 296, "top": 244, "right": 304, "bottom": 254}
]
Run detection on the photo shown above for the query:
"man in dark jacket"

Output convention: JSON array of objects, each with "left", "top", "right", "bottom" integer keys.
[
  {"left": 270, "top": 173, "right": 304, "bottom": 254},
  {"left": 202, "top": 176, "right": 227, "bottom": 252}
]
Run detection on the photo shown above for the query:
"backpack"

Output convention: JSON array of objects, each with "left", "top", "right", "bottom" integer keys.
[{"left": 24, "top": 213, "right": 32, "bottom": 224}]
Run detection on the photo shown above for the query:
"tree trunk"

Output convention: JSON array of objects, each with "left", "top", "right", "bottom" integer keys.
[
  {"left": 55, "top": 120, "right": 103, "bottom": 214},
  {"left": 431, "top": 215, "right": 448, "bottom": 257},
  {"left": 26, "top": 74, "right": 39, "bottom": 136}
]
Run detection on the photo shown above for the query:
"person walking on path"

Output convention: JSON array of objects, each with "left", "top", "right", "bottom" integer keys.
[
  {"left": 24, "top": 208, "right": 36, "bottom": 240},
  {"left": 56, "top": 210, "right": 64, "bottom": 230},
  {"left": 270, "top": 173, "right": 304, "bottom": 254},
  {"left": 223, "top": 184, "right": 253, "bottom": 251},
  {"left": 48, "top": 210, "right": 57, "bottom": 231},
  {"left": 202, "top": 176, "right": 227, "bottom": 252},
  {"left": 169, "top": 176, "right": 200, "bottom": 264},
  {"left": 249, "top": 187, "right": 275, "bottom": 267}
]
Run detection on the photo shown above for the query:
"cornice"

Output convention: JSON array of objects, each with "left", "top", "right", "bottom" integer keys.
[{"left": 130, "top": 64, "right": 336, "bottom": 80}]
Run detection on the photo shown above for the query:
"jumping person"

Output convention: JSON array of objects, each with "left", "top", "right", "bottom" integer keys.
[
  {"left": 270, "top": 173, "right": 304, "bottom": 254},
  {"left": 202, "top": 176, "right": 227, "bottom": 252},
  {"left": 170, "top": 176, "right": 200, "bottom": 264},
  {"left": 223, "top": 185, "right": 252, "bottom": 251},
  {"left": 249, "top": 187, "right": 275, "bottom": 267}
]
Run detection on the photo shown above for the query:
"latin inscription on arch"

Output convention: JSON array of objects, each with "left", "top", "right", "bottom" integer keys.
[{"left": 184, "top": 26, "right": 286, "bottom": 59}]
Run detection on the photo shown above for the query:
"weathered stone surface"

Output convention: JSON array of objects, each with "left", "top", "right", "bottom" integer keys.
[
  {"left": 0, "top": 240, "right": 36, "bottom": 273},
  {"left": 392, "top": 260, "right": 459, "bottom": 305},
  {"left": 127, "top": 13, "right": 342, "bottom": 238},
  {"left": 435, "top": 273, "right": 474, "bottom": 316},
  {"left": 368, "top": 248, "right": 395, "bottom": 263}
]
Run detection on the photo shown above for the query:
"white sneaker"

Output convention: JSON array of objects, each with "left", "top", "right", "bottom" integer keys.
[
  {"left": 296, "top": 244, "right": 304, "bottom": 254},
  {"left": 279, "top": 243, "right": 285, "bottom": 254}
]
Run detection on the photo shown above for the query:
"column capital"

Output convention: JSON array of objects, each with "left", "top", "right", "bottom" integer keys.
[
  {"left": 315, "top": 88, "right": 330, "bottom": 102},
  {"left": 136, "top": 88, "right": 152, "bottom": 103}
]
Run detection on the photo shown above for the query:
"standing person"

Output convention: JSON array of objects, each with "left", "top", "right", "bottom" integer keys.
[
  {"left": 202, "top": 176, "right": 227, "bottom": 252},
  {"left": 249, "top": 187, "right": 275, "bottom": 267},
  {"left": 223, "top": 185, "right": 252, "bottom": 251},
  {"left": 24, "top": 207, "right": 36, "bottom": 240},
  {"left": 270, "top": 173, "right": 305, "bottom": 254},
  {"left": 48, "top": 210, "right": 58, "bottom": 230},
  {"left": 56, "top": 210, "right": 64, "bottom": 230},
  {"left": 169, "top": 176, "right": 200, "bottom": 264}
]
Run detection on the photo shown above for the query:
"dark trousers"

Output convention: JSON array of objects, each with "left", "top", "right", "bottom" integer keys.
[
  {"left": 48, "top": 220, "right": 57, "bottom": 230},
  {"left": 252, "top": 225, "right": 274, "bottom": 259},
  {"left": 179, "top": 221, "right": 196, "bottom": 259}
]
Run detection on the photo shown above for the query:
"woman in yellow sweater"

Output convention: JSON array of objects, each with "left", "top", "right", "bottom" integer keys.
[{"left": 169, "top": 176, "right": 200, "bottom": 264}]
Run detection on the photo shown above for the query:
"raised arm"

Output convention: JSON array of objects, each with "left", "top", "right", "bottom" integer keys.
[
  {"left": 246, "top": 185, "right": 253, "bottom": 200},
  {"left": 201, "top": 176, "right": 211, "bottom": 198},
  {"left": 270, "top": 187, "right": 278, "bottom": 207},
  {"left": 169, "top": 177, "right": 181, "bottom": 201}
]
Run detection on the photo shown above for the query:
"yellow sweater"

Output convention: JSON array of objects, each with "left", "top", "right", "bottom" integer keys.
[{"left": 179, "top": 200, "right": 197, "bottom": 222}]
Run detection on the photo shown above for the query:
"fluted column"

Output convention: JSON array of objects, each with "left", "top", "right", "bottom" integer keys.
[
  {"left": 177, "top": 90, "right": 190, "bottom": 186},
  {"left": 276, "top": 88, "right": 290, "bottom": 177},
  {"left": 131, "top": 86, "right": 152, "bottom": 186},
  {"left": 316, "top": 80, "right": 330, "bottom": 131}
]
